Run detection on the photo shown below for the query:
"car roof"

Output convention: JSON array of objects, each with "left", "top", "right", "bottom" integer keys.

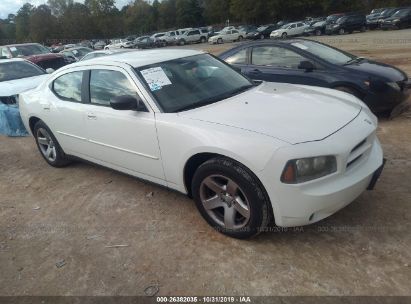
[
  {"left": 3, "top": 43, "right": 42, "bottom": 47},
  {"left": 70, "top": 49, "right": 204, "bottom": 68}
]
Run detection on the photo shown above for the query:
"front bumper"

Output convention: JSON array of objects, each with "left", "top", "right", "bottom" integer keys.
[
  {"left": 364, "top": 80, "right": 410, "bottom": 112},
  {"left": 258, "top": 109, "right": 384, "bottom": 227}
]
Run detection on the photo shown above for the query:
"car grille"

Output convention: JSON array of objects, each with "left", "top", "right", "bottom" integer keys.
[
  {"left": 36, "top": 57, "right": 67, "bottom": 70},
  {"left": 346, "top": 134, "right": 374, "bottom": 169},
  {"left": 0, "top": 96, "right": 17, "bottom": 105}
]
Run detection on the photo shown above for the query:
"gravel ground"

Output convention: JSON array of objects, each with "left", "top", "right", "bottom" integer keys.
[{"left": 0, "top": 29, "right": 410, "bottom": 296}]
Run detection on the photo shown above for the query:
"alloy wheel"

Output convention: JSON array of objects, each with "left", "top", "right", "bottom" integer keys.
[
  {"left": 199, "top": 175, "right": 250, "bottom": 229},
  {"left": 37, "top": 128, "right": 57, "bottom": 162}
]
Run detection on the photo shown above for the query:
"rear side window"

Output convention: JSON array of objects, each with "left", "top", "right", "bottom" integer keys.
[
  {"left": 53, "top": 71, "right": 83, "bottom": 102},
  {"left": 89, "top": 69, "right": 136, "bottom": 106}
]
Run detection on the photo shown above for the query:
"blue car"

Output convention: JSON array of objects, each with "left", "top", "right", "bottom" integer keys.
[{"left": 219, "top": 39, "right": 410, "bottom": 115}]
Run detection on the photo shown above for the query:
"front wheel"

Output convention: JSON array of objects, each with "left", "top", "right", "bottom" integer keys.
[
  {"left": 200, "top": 37, "right": 206, "bottom": 43},
  {"left": 192, "top": 157, "right": 273, "bottom": 239},
  {"left": 238, "top": 35, "right": 243, "bottom": 41},
  {"left": 281, "top": 32, "right": 287, "bottom": 39},
  {"left": 34, "top": 120, "right": 71, "bottom": 167},
  {"left": 217, "top": 38, "right": 223, "bottom": 44},
  {"left": 339, "top": 28, "right": 345, "bottom": 35},
  {"left": 315, "top": 29, "right": 322, "bottom": 36}
]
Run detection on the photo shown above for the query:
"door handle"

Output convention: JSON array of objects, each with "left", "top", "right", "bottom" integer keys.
[
  {"left": 87, "top": 113, "right": 97, "bottom": 120},
  {"left": 250, "top": 69, "right": 262, "bottom": 74},
  {"left": 42, "top": 104, "right": 50, "bottom": 110}
]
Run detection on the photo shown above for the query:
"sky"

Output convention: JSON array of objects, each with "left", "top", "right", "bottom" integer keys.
[{"left": 0, "top": 0, "right": 132, "bottom": 19}]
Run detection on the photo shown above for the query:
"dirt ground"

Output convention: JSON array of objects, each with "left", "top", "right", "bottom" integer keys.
[{"left": 0, "top": 29, "right": 411, "bottom": 296}]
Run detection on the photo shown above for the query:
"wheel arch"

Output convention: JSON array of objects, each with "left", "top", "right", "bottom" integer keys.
[
  {"left": 330, "top": 82, "right": 366, "bottom": 99},
  {"left": 28, "top": 116, "right": 41, "bottom": 135},
  {"left": 183, "top": 152, "right": 270, "bottom": 203}
]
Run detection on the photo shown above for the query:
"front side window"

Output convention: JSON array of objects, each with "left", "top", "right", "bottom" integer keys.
[
  {"left": 252, "top": 46, "right": 305, "bottom": 68},
  {"left": 90, "top": 69, "right": 136, "bottom": 106},
  {"left": 225, "top": 48, "right": 248, "bottom": 65},
  {"left": 53, "top": 71, "right": 83, "bottom": 102},
  {"left": 290, "top": 40, "right": 355, "bottom": 65},
  {"left": 0, "top": 61, "right": 45, "bottom": 82},
  {"left": 136, "top": 54, "right": 253, "bottom": 113}
]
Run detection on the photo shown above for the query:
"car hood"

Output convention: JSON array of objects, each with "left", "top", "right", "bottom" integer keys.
[
  {"left": 344, "top": 60, "right": 406, "bottom": 82},
  {"left": 0, "top": 74, "right": 49, "bottom": 97},
  {"left": 178, "top": 82, "right": 362, "bottom": 144}
]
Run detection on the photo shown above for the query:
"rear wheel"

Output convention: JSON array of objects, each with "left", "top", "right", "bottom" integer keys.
[
  {"left": 361, "top": 25, "right": 366, "bottom": 32},
  {"left": 315, "top": 29, "right": 322, "bottom": 36},
  {"left": 34, "top": 120, "right": 71, "bottom": 167},
  {"left": 192, "top": 157, "right": 272, "bottom": 239},
  {"left": 260, "top": 34, "right": 264, "bottom": 40},
  {"left": 200, "top": 37, "right": 206, "bottom": 43},
  {"left": 339, "top": 28, "right": 345, "bottom": 35}
]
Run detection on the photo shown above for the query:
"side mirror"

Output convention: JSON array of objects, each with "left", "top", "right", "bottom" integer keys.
[
  {"left": 298, "top": 60, "right": 315, "bottom": 72},
  {"left": 110, "top": 95, "right": 146, "bottom": 111},
  {"left": 46, "top": 68, "right": 55, "bottom": 74}
]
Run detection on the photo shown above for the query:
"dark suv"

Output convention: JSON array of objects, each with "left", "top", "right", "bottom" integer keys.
[{"left": 326, "top": 14, "right": 367, "bottom": 35}]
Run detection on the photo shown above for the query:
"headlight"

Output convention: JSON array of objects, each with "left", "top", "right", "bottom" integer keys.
[
  {"left": 281, "top": 156, "right": 337, "bottom": 184},
  {"left": 393, "top": 19, "right": 400, "bottom": 23},
  {"left": 387, "top": 82, "right": 400, "bottom": 91}
]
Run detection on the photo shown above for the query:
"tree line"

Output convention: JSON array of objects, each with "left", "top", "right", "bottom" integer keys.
[{"left": 0, "top": 0, "right": 410, "bottom": 44}]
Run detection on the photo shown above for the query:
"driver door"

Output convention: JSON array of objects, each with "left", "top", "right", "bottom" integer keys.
[
  {"left": 82, "top": 66, "right": 165, "bottom": 184},
  {"left": 244, "top": 45, "right": 329, "bottom": 87}
]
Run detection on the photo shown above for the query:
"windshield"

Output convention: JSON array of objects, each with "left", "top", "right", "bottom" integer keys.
[
  {"left": 257, "top": 26, "right": 268, "bottom": 31},
  {"left": 9, "top": 44, "right": 51, "bottom": 57},
  {"left": 291, "top": 40, "right": 355, "bottom": 65},
  {"left": 393, "top": 9, "right": 411, "bottom": 17},
  {"left": 280, "top": 24, "right": 289, "bottom": 29},
  {"left": 72, "top": 48, "right": 92, "bottom": 58},
  {"left": 326, "top": 15, "right": 341, "bottom": 23},
  {"left": 0, "top": 61, "right": 45, "bottom": 82},
  {"left": 136, "top": 54, "right": 254, "bottom": 113}
]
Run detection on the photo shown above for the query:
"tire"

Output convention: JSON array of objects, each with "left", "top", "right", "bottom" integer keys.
[
  {"left": 217, "top": 38, "right": 223, "bottom": 44},
  {"left": 315, "top": 29, "right": 322, "bottom": 36},
  {"left": 360, "top": 25, "right": 366, "bottom": 32},
  {"left": 260, "top": 34, "right": 264, "bottom": 40},
  {"left": 333, "top": 86, "right": 362, "bottom": 99},
  {"left": 33, "top": 120, "right": 71, "bottom": 167},
  {"left": 180, "top": 39, "right": 186, "bottom": 46},
  {"left": 238, "top": 35, "right": 243, "bottom": 41},
  {"left": 339, "top": 28, "right": 345, "bottom": 35},
  {"left": 281, "top": 32, "right": 287, "bottom": 39},
  {"left": 191, "top": 157, "right": 273, "bottom": 239},
  {"left": 200, "top": 37, "right": 206, "bottom": 43}
]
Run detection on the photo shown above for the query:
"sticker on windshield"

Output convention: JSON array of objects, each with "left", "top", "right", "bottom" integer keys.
[
  {"left": 141, "top": 67, "right": 172, "bottom": 92},
  {"left": 291, "top": 43, "right": 308, "bottom": 50}
]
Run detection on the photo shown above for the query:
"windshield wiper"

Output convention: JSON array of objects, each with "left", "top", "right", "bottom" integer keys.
[
  {"left": 344, "top": 57, "right": 365, "bottom": 65},
  {"left": 174, "top": 84, "right": 255, "bottom": 113}
]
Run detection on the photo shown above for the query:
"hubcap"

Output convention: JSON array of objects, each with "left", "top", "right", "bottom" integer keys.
[
  {"left": 200, "top": 175, "right": 250, "bottom": 229},
  {"left": 37, "top": 128, "right": 57, "bottom": 162}
]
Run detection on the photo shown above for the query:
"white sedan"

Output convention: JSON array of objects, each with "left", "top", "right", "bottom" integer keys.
[
  {"left": 0, "top": 58, "right": 51, "bottom": 104},
  {"left": 19, "top": 50, "right": 384, "bottom": 239},
  {"left": 208, "top": 29, "right": 245, "bottom": 44},
  {"left": 271, "top": 22, "right": 309, "bottom": 38}
]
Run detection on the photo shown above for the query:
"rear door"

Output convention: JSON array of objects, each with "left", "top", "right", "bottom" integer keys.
[{"left": 46, "top": 69, "right": 88, "bottom": 154}]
